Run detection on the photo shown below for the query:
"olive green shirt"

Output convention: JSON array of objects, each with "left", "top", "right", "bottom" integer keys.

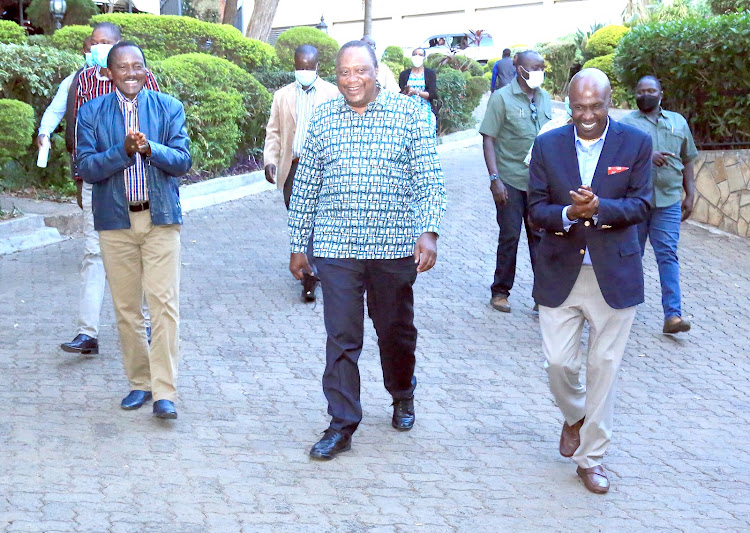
[
  {"left": 479, "top": 77, "right": 551, "bottom": 191},
  {"left": 620, "top": 108, "right": 698, "bottom": 208}
]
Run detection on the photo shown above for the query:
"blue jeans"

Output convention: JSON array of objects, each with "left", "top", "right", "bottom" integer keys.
[{"left": 638, "top": 201, "right": 682, "bottom": 319}]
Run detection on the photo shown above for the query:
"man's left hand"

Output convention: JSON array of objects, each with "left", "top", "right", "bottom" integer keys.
[
  {"left": 681, "top": 194, "right": 694, "bottom": 221},
  {"left": 413, "top": 232, "right": 438, "bottom": 273}
]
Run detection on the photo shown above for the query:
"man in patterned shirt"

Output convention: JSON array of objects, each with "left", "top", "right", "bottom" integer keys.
[{"left": 288, "top": 40, "right": 447, "bottom": 460}]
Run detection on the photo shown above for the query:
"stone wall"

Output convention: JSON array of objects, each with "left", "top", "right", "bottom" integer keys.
[{"left": 692, "top": 149, "right": 750, "bottom": 237}]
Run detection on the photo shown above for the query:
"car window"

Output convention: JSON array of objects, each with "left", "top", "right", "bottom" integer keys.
[{"left": 480, "top": 36, "right": 494, "bottom": 47}]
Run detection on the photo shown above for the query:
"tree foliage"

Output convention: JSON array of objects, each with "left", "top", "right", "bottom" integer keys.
[
  {"left": 274, "top": 27, "right": 339, "bottom": 77},
  {"left": 26, "top": 0, "right": 98, "bottom": 35},
  {"left": 0, "top": 21, "right": 26, "bottom": 44}
]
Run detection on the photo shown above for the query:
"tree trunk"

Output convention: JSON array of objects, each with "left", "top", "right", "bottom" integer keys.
[
  {"left": 222, "top": 0, "right": 238, "bottom": 26},
  {"left": 245, "top": 0, "right": 281, "bottom": 41},
  {"left": 363, "top": 0, "right": 372, "bottom": 38}
]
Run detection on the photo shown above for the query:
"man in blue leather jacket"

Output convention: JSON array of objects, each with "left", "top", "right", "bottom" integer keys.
[{"left": 77, "top": 41, "right": 191, "bottom": 419}]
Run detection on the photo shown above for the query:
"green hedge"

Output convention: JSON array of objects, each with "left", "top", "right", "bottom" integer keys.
[
  {"left": 253, "top": 69, "right": 296, "bottom": 93},
  {"left": 151, "top": 53, "right": 272, "bottom": 171},
  {"left": 89, "top": 14, "right": 277, "bottom": 73},
  {"left": 582, "top": 54, "right": 630, "bottom": 107},
  {"left": 0, "top": 21, "right": 26, "bottom": 45},
  {"left": 0, "top": 100, "right": 34, "bottom": 164},
  {"left": 382, "top": 45, "right": 407, "bottom": 80},
  {"left": 27, "top": 0, "right": 98, "bottom": 35},
  {"left": 50, "top": 25, "right": 91, "bottom": 54},
  {"left": 426, "top": 54, "right": 484, "bottom": 77},
  {"left": 436, "top": 69, "right": 470, "bottom": 135},
  {"left": 274, "top": 27, "right": 339, "bottom": 77},
  {"left": 539, "top": 41, "right": 577, "bottom": 97},
  {"left": 710, "top": 0, "right": 750, "bottom": 13},
  {"left": 614, "top": 12, "right": 750, "bottom": 146},
  {"left": 585, "top": 25, "right": 629, "bottom": 59}
]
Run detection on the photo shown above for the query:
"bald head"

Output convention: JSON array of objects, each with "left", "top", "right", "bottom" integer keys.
[
  {"left": 294, "top": 45, "right": 319, "bottom": 71},
  {"left": 569, "top": 68, "right": 611, "bottom": 141}
]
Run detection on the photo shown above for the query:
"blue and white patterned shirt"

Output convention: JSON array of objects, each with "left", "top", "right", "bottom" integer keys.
[
  {"left": 288, "top": 89, "right": 446, "bottom": 259},
  {"left": 115, "top": 89, "right": 148, "bottom": 203}
]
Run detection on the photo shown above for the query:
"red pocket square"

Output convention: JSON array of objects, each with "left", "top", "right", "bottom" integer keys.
[{"left": 608, "top": 166, "right": 629, "bottom": 175}]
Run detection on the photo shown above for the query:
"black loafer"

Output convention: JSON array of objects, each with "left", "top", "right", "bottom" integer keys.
[
  {"left": 121, "top": 390, "right": 152, "bottom": 410},
  {"left": 392, "top": 396, "right": 415, "bottom": 431},
  {"left": 61, "top": 334, "right": 99, "bottom": 354},
  {"left": 153, "top": 400, "right": 177, "bottom": 419},
  {"left": 309, "top": 428, "right": 351, "bottom": 460}
]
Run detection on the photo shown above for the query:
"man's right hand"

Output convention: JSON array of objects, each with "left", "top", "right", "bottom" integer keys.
[
  {"left": 568, "top": 185, "right": 599, "bottom": 220},
  {"left": 289, "top": 252, "right": 312, "bottom": 281},
  {"left": 490, "top": 180, "right": 509, "bottom": 205},
  {"left": 652, "top": 151, "right": 675, "bottom": 168},
  {"left": 36, "top": 134, "right": 48, "bottom": 149},
  {"left": 264, "top": 164, "right": 277, "bottom": 184},
  {"left": 76, "top": 180, "right": 83, "bottom": 210}
]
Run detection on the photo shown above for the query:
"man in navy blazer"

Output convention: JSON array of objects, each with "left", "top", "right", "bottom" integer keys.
[{"left": 528, "top": 69, "right": 652, "bottom": 494}]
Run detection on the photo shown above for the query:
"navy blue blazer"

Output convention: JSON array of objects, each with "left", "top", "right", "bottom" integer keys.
[{"left": 528, "top": 120, "right": 653, "bottom": 309}]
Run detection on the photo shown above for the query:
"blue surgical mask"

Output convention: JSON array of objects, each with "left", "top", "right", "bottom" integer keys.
[
  {"left": 295, "top": 69, "right": 318, "bottom": 87},
  {"left": 84, "top": 52, "right": 94, "bottom": 67},
  {"left": 90, "top": 43, "right": 114, "bottom": 69}
]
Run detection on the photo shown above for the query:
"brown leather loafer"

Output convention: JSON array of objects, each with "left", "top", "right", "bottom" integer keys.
[
  {"left": 559, "top": 417, "right": 584, "bottom": 457},
  {"left": 490, "top": 295, "right": 511, "bottom": 313},
  {"left": 576, "top": 465, "right": 610, "bottom": 494},
  {"left": 663, "top": 316, "right": 691, "bottom": 334}
]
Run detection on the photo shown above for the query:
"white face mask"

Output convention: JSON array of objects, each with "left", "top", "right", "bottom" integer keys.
[
  {"left": 411, "top": 55, "right": 425, "bottom": 68},
  {"left": 521, "top": 66, "right": 545, "bottom": 89},
  {"left": 295, "top": 69, "right": 317, "bottom": 87}
]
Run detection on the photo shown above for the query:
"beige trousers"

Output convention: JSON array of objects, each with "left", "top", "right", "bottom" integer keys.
[
  {"left": 539, "top": 266, "right": 636, "bottom": 469},
  {"left": 99, "top": 210, "right": 181, "bottom": 402}
]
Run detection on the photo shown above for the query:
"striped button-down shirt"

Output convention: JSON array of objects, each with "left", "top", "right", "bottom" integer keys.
[
  {"left": 288, "top": 90, "right": 446, "bottom": 260},
  {"left": 292, "top": 78, "right": 318, "bottom": 158},
  {"left": 115, "top": 89, "right": 148, "bottom": 203},
  {"left": 563, "top": 119, "right": 610, "bottom": 265}
]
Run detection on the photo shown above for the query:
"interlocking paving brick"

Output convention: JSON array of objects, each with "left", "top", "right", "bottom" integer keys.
[{"left": 1, "top": 143, "right": 749, "bottom": 531}]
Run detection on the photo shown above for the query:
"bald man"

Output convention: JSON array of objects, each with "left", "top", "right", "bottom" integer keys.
[{"left": 528, "top": 68, "right": 653, "bottom": 493}]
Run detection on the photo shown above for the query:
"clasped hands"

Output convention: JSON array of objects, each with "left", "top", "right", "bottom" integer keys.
[
  {"left": 124, "top": 128, "right": 151, "bottom": 157},
  {"left": 567, "top": 184, "right": 599, "bottom": 221}
]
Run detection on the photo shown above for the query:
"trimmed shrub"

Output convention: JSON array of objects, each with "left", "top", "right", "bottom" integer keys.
[
  {"left": 50, "top": 25, "right": 91, "bottom": 54},
  {"left": 585, "top": 25, "right": 629, "bottom": 59},
  {"left": 0, "top": 44, "right": 81, "bottom": 113},
  {"left": 27, "top": 0, "right": 98, "bottom": 35},
  {"left": 582, "top": 54, "right": 630, "bottom": 107},
  {"left": 436, "top": 69, "right": 470, "bottom": 135},
  {"left": 0, "top": 100, "right": 34, "bottom": 164},
  {"left": 486, "top": 57, "right": 502, "bottom": 72},
  {"left": 89, "top": 14, "right": 277, "bottom": 72},
  {"left": 426, "top": 54, "right": 484, "bottom": 77},
  {"left": 615, "top": 11, "right": 750, "bottom": 146},
  {"left": 274, "top": 27, "right": 339, "bottom": 77},
  {"left": 27, "top": 34, "right": 50, "bottom": 47},
  {"left": 0, "top": 21, "right": 26, "bottom": 45},
  {"left": 466, "top": 75, "right": 490, "bottom": 102},
  {"left": 151, "top": 53, "right": 272, "bottom": 170},
  {"left": 710, "top": 0, "right": 750, "bottom": 13},
  {"left": 253, "top": 69, "right": 296, "bottom": 93},
  {"left": 539, "top": 41, "right": 577, "bottom": 97},
  {"left": 382, "top": 45, "right": 406, "bottom": 78}
]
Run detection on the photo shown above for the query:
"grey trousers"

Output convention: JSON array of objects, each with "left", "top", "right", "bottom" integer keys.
[{"left": 539, "top": 266, "right": 637, "bottom": 469}]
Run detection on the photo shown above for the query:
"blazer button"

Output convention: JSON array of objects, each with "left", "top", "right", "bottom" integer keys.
[
  {"left": 580, "top": 249, "right": 585, "bottom": 255},
  {"left": 584, "top": 221, "right": 590, "bottom": 227}
]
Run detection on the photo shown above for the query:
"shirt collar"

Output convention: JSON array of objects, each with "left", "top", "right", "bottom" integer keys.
[
  {"left": 510, "top": 75, "right": 538, "bottom": 99},
  {"left": 634, "top": 107, "right": 666, "bottom": 123},
  {"left": 115, "top": 88, "right": 140, "bottom": 107},
  {"left": 574, "top": 118, "right": 610, "bottom": 148},
  {"left": 338, "top": 87, "right": 384, "bottom": 113}
]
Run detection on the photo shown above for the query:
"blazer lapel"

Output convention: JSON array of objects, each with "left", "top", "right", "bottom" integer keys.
[
  {"left": 285, "top": 86, "right": 297, "bottom": 125},
  {"left": 558, "top": 125, "right": 582, "bottom": 189},
  {"left": 591, "top": 120, "right": 624, "bottom": 194}
]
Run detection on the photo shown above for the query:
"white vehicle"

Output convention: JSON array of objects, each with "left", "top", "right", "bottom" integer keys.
[{"left": 416, "top": 31, "right": 502, "bottom": 64}]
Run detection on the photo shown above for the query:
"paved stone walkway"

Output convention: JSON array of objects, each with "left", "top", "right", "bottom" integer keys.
[{"left": 1, "top": 142, "right": 749, "bottom": 532}]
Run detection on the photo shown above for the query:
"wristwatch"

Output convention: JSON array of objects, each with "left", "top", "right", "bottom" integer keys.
[{"left": 489, "top": 173, "right": 499, "bottom": 181}]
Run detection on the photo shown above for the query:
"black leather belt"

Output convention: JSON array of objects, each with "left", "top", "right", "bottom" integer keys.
[{"left": 129, "top": 201, "right": 149, "bottom": 212}]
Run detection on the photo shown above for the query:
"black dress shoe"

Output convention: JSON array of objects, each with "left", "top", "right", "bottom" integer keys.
[
  {"left": 61, "top": 334, "right": 99, "bottom": 354},
  {"left": 392, "top": 396, "right": 415, "bottom": 431},
  {"left": 121, "top": 390, "right": 152, "bottom": 410},
  {"left": 301, "top": 273, "right": 319, "bottom": 302},
  {"left": 153, "top": 399, "right": 177, "bottom": 419},
  {"left": 309, "top": 428, "right": 351, "bottom": 460}
]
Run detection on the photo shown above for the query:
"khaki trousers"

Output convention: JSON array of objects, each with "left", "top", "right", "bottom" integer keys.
[
  {"left": 539, "top": 266, "right": 636, "bottom": 469},
  {"left": 99, "top": 210, "right": 181, "bottom": 402}
]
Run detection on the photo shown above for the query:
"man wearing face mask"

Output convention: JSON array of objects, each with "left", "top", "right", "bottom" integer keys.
[
  {"left": 263, "top": 44, "right": 339, "bottom": 302},
  {"left": 479, "top": 50, "right": 551, "bottom": 313},
  {"left": 59, "top": 21, "right": 159, "bottom": 357},
  {"left": 37, "top": 36, "right": 93, "bottom": 194},
  {"left": 621, "top": 75, "right": 698, "bottom": 334}
]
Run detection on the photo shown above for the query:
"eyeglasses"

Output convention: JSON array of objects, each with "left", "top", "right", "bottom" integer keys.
[{"left": 529, "top": 101, "right": 538, "bottom": 123}]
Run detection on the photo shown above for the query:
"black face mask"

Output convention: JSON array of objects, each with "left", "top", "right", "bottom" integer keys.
[{"left": 636, "top": 94, "right": 661, "bottom": 112}]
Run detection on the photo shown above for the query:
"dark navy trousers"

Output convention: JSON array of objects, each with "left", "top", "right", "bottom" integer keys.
[{"left": 315, "top": 256, "right": 418, "bottom": 435}]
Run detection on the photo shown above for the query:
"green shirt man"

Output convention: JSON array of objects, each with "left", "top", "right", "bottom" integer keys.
[{"left": 479, "top": 50, "right": 551, "bottom": 313}]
